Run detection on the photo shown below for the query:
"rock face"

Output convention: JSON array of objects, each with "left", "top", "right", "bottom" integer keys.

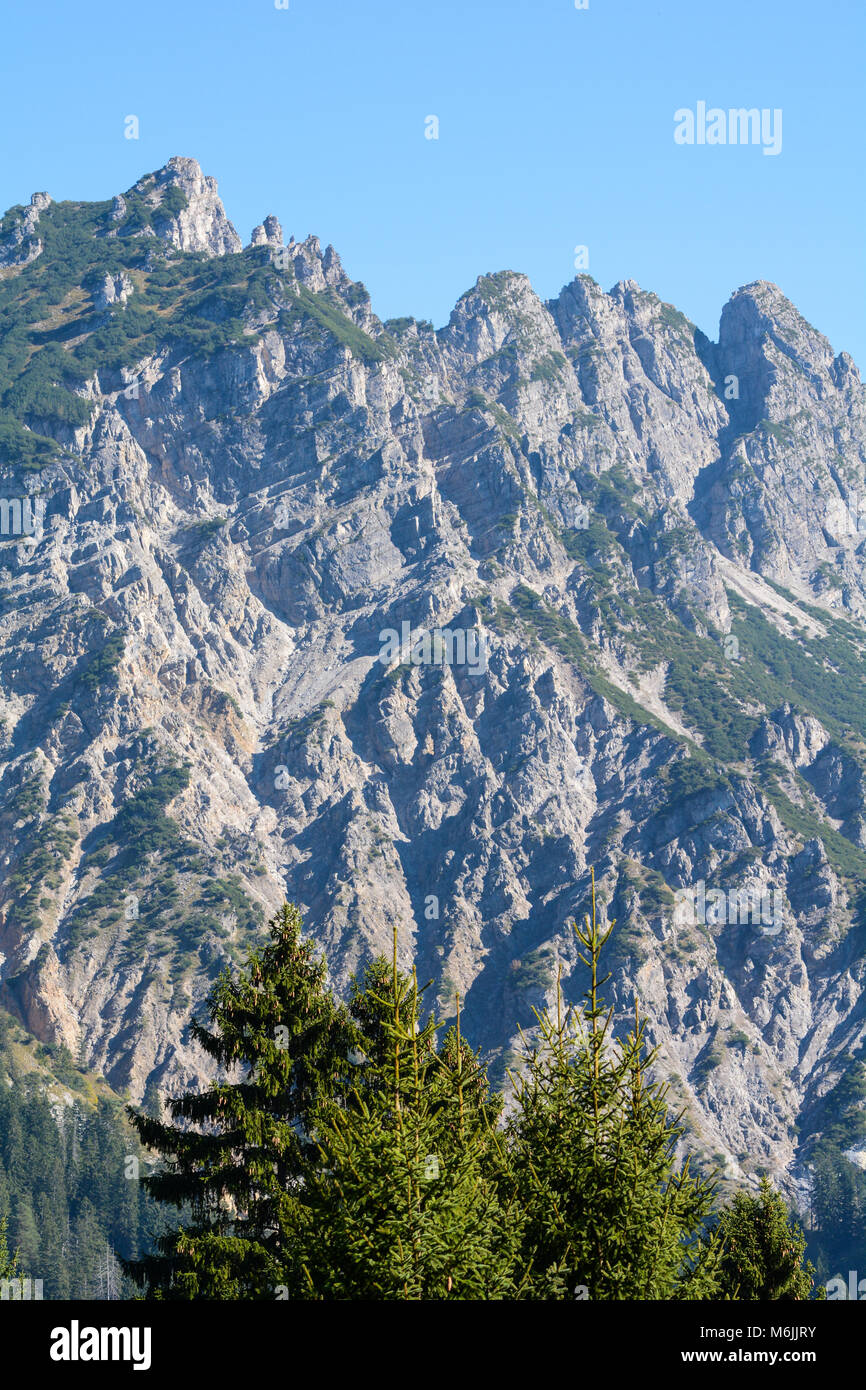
[
  {"left": 127, "top": 156, "right": 242, "bottom": 256},
  {"left": 94, "top": 272, "right": 134, "bottom": 309},
  {"left": 0, "top": 190, "right": 52, "bottom": 267},
  {"left": 697, "top": 281, "right": 866, "bottom": 605},
  {"left": 0, "top": 159, "right": 865, "bottom": 1207},
  {"left": 249, "top": 215, "right": 283, "bottom": 249}
]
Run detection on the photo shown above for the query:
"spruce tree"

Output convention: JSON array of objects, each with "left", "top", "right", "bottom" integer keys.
[
  {"left": 124, "top": 903, "right": 355, "bottom": 1298},
  {"left": 716, "top": 1175, "right": 820, "bottom": 1300},
  {"left": 12, "top": 1195, "right": 40, "bottom": 1277},
  {"left": 298, "top": 936, "right": 521, "bottom": 1299},
  {"left": 0, "top": 1214, "right": 18, "bottom": 1281},
  {"left": 504, "top": 871, "right": 722, "bottom": 1299}
]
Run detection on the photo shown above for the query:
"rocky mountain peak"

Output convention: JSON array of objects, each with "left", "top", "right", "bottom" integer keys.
[
  {"left": 440, "top": 270, "right": 555, "bottom": 365},
  {"left": 608, "top": 277, "right": 646, "bottom": 309},
  {"left": 126, "top": 155, "right": 242, "bottom": 256},
  {"left": 720, "top": 280, "right": 828, "bottom": 354},
  {"left": 716, "top": 281, "right": 840, "bottom": 417}
]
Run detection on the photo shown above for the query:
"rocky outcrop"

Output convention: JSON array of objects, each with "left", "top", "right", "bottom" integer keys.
[
  {"left": 0, "top": 190, "right": 51, "bottom": 267},
  {"left": 249, "top": 215, "right": 283, "bottom": 249},
  {"left": 94, "top": 272, "right": 134, "bottom": 309},
  {"left": 128, "top": 156, "right": 242, "bottom": 256}
]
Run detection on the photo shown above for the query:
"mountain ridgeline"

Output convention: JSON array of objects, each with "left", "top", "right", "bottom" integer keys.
[{"left": 1, "top": 157, "right": 865, "bottom": 1223}]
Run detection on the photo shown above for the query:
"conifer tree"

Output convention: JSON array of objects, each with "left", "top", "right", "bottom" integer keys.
[
  {"left": 0, "top": 1214, "right": 18, "bottom": 1281},
  {"left": 348, "top": 956, "right": 503, "bottom": 1135},
  {"left": 298, "top": 935, "right": 521, "bottom": 1299},
  {"left": 12, "top": 1195, "right": 40, "bottom": 1277},
  {"left": 504, "top": 871, "right": 722, "bottom": 1299},
  {"left": 716, "top": 1175, "right": 819, "bottom": 1300},
  {"left": 124, "top": 903, "right": 356, "bottom": 1298}
]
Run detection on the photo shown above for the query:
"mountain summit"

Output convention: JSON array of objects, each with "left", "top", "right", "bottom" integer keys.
[{"left": 123, "top": 155, "right": 242, "bottom": 256}]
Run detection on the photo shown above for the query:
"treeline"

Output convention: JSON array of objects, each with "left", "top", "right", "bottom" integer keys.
[
  {"left": 0, "top": 1014, "right": 164, "bottom": 1298},
  {"left": 122, "top": 887, "right": 820, "bottom": 1301},
  {"left": 806, "top": 1061, "right": 866, "bottom": 1282}
]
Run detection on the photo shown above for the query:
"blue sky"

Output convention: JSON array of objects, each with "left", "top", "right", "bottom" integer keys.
[{"left": 2, "top": 0, "right": 864, "bottom": 362}]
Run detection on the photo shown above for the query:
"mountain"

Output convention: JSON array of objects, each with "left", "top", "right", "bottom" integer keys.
[{"left": 1, "top": 157, "right": 864, "bottom": 1208}]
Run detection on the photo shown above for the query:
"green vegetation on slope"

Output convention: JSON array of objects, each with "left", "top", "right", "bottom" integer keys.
[
  {"left": 0, "top": 193, "right": 396, "bottom": 477},
  {"left": 0, "top": 1008, "right": 166, "bottom": 1298}
]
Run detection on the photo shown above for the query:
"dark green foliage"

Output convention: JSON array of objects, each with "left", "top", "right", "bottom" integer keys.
[
  {"left": 185, "top": 517, "right": 226, "bottom": 542},
  {"left": 5, "top": 342, "right": 94, "bottom": 428},
  {"left": 658, "top": 302, "right": 695, "bottom": 339},
  {"left": 2, "top": 810, "right": 78, "bottom": 937},
  {"left": 0, "top": 1214, "right": 18, "bottom": 1280},
  {"left": 124, "top": 905, "right": 517, "bottom": 1300},
  {"left": 0, "top": 409, "right": 62, "bottom": 470},
  {"left": 497, "top": 471, "right": 862, "bottom": 773},
  {"left": 124, "top": 903, "right": 358, "bottom": 1299},
  {"left": 494, "top": 585, "right": 682, "bottom": 743},
  {"left": 278, "top": 286, "right": 395, "bottom": 365},
  {"left": 473, "top": 271, "right": 520, "bottom": 311},
  {"left": 77, "top": 630, "right": 125, "bottom": 693},
  {"left": 759, "top": 764, "right": 866, "bottom": 884},
  {"left": 155, "top": 186, "right": 189, "bottom": 221},
  {"left": 505, "top": 874, "right": 723, "bottom": 1299},
  {"left": 657, "top": 758, "right": 731, "bottom": 809},
  {"left": 0, "top": 192, "right": 342, "bottom": 461},
  {"left": 299, "top": 945, "right": 518, "bottom": 1299},
  {"left": 34, "top": 1042, "right": 89, "bottom": 1093},
  {"left": 510, "top": 947, "right": 557, "bottom": 993},
  {"left": 715, "top": 1177, "right": 819, "bottom": 1300},
  {"left": 530, "top": 351, "right": 567, "bottom": 383},
  {"left": 808, "top": 1146, "right": 866, "bottom": 1284},
  {"left": 757, "top": 418, "right": 796, "bottom": 446},
  {"left": 109, "top": 764, "right": 190, "bottom": 853},
  {"left": 3, "top": 763, "right": 46, "bottom": 824},
  {"left": 727, "top": 591, "right": 866, "bottom": 741},
  {"left": 805, "top": 1062, "right": 866, "bottom": 1282},
  {"left": 692, "top": 1038, "right": 726, "bottom": 1087},
  {"left": 62, "top": 752, "right": 263, "bottom": 976},
  {"left": 0, "top": 1026, "right": 164, "bottom": 1298}
]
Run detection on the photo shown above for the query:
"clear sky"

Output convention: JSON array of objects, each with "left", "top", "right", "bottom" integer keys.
[{"left": 2, "top": 0, "right": 864, "bottom": 362}]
